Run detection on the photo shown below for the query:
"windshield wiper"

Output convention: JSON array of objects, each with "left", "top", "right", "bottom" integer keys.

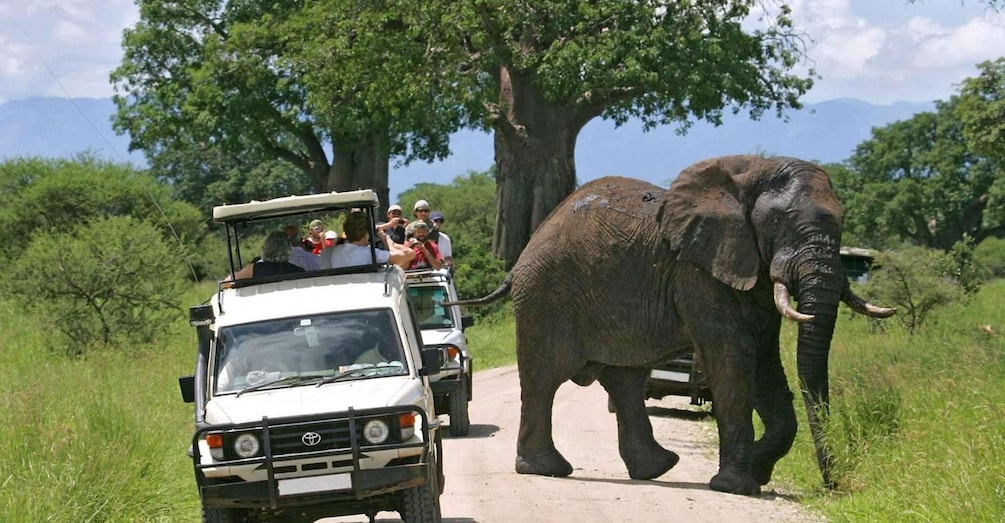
[
  {"left": 315, "top": 367, "right": 370, "bottom": 387},
  {"left": 236, "top": 374, "right": 321, "bottom": 397}
]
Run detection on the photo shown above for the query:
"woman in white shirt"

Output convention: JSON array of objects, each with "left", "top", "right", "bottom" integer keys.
[{"left": 325, "top": 211, "right": 414, "bottom": 270}]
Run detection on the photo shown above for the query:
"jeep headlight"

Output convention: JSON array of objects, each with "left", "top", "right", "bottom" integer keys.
[
  {"left": 233, "top": 433, "right": 261, "bottom": 458},
  {"left": 363, "top": 419, "right": 390, "bottom": 445}
]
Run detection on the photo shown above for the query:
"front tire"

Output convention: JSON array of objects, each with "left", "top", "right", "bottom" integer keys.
[
  {"left": 398, "top": 460, "right": 442, "bottom": 522},
  {"left": 448, "top": 378, "right": 471, "bottom": 437}
]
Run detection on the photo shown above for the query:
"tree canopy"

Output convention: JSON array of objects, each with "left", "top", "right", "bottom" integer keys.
[
  {"left": 830, "top": 61, "right": 1005, "bottom": 252},
  {"left": 113, "top": 0, "right": 815, "bottom": 267},
  {"left": 112, "top": 0, "right": 464, "bottom": 210}
]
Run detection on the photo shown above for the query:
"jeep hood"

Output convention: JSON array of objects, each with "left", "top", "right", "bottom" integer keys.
[
  {"left": 205, "top": 375, "right": 426, "bottom": 425},
  {"left": 420, "top": 328, "right": 464, "bottom": 347}
]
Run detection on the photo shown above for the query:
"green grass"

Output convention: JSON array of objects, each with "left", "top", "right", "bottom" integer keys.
[
  {"left": 772, "top": 279, "right": 1005, "bottom": 521},
  {"left": 0, "top": 284, "right": 213, "bottom": 521},
  {"left": 2, "top": 279, "right": 1002, "bottom": 521}
]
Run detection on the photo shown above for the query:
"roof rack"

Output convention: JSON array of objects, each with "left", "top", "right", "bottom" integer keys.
[{"left": 213, "top": 189, "right": 379, "bottom": 223}]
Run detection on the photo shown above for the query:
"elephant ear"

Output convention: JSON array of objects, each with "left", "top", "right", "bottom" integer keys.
[{"left": 661, "top": 158, "right": 760, "bottom": 291}]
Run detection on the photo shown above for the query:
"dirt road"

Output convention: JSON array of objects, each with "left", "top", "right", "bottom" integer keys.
[{"left": 329, "top": 365, "right": 820, "bottom": 522}]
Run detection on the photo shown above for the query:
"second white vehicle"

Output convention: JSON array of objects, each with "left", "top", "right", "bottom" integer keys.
[{"left": 405, "top": 269, "right": 474, "bottom": 437}]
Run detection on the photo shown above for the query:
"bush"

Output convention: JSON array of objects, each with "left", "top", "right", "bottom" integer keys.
[
  {"left": 6, "top": 216, "right": 187, "bottom": 355},
  {"left": 863, "top": 247, "right": 967, "bottom": 334},
  {"left": 0, "top": 156, "right": 212, "bottom": 280},
  {"left": 974, "top": 236, "right": 1005, "bottom": 278}
]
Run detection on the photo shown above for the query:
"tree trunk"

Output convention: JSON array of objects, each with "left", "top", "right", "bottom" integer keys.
[
  {"left": 327, "top": 133, "right": 391, "bottom": 213},
  {"left": 492, "top": 67, "right": 582, "bottom": 267}
]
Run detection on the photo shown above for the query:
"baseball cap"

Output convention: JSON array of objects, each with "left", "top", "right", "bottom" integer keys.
[
  {"left": 388, "top": 204, "right": 403, "bottom": 213},
  {"left": 413, "top": 199, "right": 430, "bottom": 212},
  {"left": 324, "top": 230, "right": 338, "bottom": 239},
  {"left": 430, "top": 211, "right": 444, "bottom": 222}
]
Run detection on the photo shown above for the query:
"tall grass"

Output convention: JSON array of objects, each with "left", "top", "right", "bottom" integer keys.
[
  {"left": 0, "top": 284, "right": 214, "bottom": 521},
  {"left": 773, "top": 279, "right": 1005, "bottom": 521}
]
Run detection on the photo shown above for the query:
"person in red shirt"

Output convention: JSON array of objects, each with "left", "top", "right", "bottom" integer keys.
[{"left": 407, "top": 221, "right": 443, "bottom": 270}]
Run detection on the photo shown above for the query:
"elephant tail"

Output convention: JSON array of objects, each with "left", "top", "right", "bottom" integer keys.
[{"left": 440, "top": 273, "right": 513, "bottom": 307}]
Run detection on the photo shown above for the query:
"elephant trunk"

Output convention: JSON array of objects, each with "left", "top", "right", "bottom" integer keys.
[{"left": 792, "top": 258, "right": 843, "bottom": 489}]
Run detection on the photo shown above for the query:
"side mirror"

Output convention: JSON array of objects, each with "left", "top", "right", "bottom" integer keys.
[
  {"left": 461, "top": 315, "right": 475, "bottom": 330},
  {"left": 419, "top": 347, "right": 442, "bottom": 376},
  {"left": 179, "top": 375, "right": 195, "bottom": 403}
]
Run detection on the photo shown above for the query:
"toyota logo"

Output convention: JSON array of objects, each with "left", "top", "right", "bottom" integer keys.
[{"left": 301, "top": 432, "right": 322, "bottom": 446}]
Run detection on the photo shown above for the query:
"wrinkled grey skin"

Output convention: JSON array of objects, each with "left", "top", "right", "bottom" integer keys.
[{"left": 449, "top": 155, "right": 893, "bottom": 495}]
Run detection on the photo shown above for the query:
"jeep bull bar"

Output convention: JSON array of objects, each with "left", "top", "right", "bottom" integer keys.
[{"left": 193, "top": 405, "right": 437, "bottom": 510}]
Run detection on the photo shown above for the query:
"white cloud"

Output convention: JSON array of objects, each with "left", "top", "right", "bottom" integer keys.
[
  {"left": 0, "top": 0, "right": 136, "bottom": 104},
  {"left": 788, "top": 0, "right": 1005, "bottom": 103},
  {"left": 913, "top": 17, "right": 1005, "bottom": 69},
  {"left": 53, "top": 20, "right": 90, "bottom": 45}
]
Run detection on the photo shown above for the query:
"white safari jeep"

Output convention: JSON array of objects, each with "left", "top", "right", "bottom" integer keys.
[
  {"left": 404, "top": 269, "right": 474, "bottom": 437},
  {"left": 179, "top": 190, "right": 444, "bottom": 523}
]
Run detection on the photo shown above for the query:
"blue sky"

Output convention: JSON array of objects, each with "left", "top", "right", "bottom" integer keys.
[{"left": 1, "top": 1, "right": 1002, "bottom": 106}]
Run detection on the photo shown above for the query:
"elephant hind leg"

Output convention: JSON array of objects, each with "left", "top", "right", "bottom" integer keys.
[
  {"left": 599, "top": 366, "right": 679, "bottom": 480},
  {"left": 514, "top": 362, "right": 573, "bottom": 477}
]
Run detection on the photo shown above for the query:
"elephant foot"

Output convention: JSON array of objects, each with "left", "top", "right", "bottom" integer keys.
[
  {"left": 515, "top": 448, "right": 573, "bottom": 477},
  {"left": 625, "top": 448, "right": 679, "bottom": 480},
  {"left": 751, "top": 458, "right": 776, "bottom": 486},
  {"left": 709, "top": 471, "right": 761, "bottom": 496}
]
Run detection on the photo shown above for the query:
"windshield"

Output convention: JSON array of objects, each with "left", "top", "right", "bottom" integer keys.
[
  {"left": 407, "top": 285, "right": 454, "bottom": 329},
  {"left": 213, "top": 308, "right": 407, "bottom": 394}
]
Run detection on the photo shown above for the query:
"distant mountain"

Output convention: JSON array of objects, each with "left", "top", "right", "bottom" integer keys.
[{"left": 1, "top": 96, "right": 932, "bottom": 200}]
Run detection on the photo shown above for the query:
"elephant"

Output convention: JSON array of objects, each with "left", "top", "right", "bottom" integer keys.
[{"left": 446, "top": 155, "right": 894, "bottom": 495}]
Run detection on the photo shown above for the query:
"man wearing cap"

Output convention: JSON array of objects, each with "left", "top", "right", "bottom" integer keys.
[
  {"left": 429, "top": 211, "right": 453, "bottom": 269},
  {"left": 307, "top": 219, "right": 327, "bottom": 255},
  {"left": 319, "top": 230, "right": 343, "bottom": 269},
  {"left": 407, "top": 221, "right": 443, "bottom": 270},
  {"left": 377, "top": 204, "right": 409, "bottom": 245}
]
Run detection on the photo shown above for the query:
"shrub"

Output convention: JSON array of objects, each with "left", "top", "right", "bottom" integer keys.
[
  {"left": 974, "top": 236, "right": 1005, "bottom": 278},
  {"left": 6, "top": 216, "right": 187, "bottom": 355},
  {"left": 863, "top": 247, "right": 966, "bottom": 334}
]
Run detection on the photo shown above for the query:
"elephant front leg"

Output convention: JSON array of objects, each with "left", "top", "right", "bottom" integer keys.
[
  {"left": 705, "top": 352, "right": 761, "bottom": 496},
  {"left": 514, "top": 370, "right": 573, "bottom": 477},
  {"left": 751, "top": 342, "right": 798, "bottom": 486},
  {"left": 599, "top": 366, "right": 679, "bottom": 480}
]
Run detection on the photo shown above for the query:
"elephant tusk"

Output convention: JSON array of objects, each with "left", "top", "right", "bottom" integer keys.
[
  {"left": 773, "top": 282, "right": 815, "bottom": 323},
  {"left": 841, "top": 286, "right": 896, "bottom": 318}
]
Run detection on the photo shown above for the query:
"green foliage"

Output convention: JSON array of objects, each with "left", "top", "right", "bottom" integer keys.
[
  {"left": 6, "top": 216, "right": 187, "bottom": 355},
  {"left": 0, "top": 287, "right": 206, "bottom": 521},
  {"left": 862, "top": 246, "right": 972, "bottom": 334},
  {"left": 833, "top": 61, "right": 1005, "bottom": 252},
  {"left": 974, "top": 236, "right": 1005, "bottom": 277},
  {"left": 957, "top": 58, "right": 1005, "bottom": 165},
  {"left": 774, "top": 279, "right": 1005, "bottom": 521},
  {"left": 0, "top": 156, "right": 217, "bottom": 280},
  {"left": 938, "top": 234, "right": 990, "bottom": 295},
  {"left": 837, "top": 97, "right": 1004, "bottom": 251}
]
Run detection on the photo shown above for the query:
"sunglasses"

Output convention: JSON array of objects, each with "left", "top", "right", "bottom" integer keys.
[
  {"left": 433, "top": 218, "right": 444, "bottom": 223},
  {"left": 415, "top": 208, "right": 430, "bottom": 213}
]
